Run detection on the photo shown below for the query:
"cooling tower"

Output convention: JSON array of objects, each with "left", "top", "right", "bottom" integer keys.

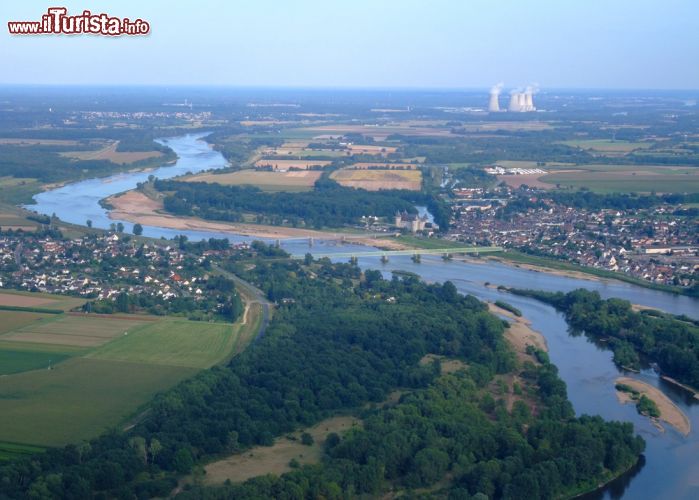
[
  {"left": 488, "top": 83, "right": 503, "bottom": 112},
  {"left": 524, "top": 90, "right": 535, "bottom": 111},
  {"left": 518, "top": 93, "right": 527, "bottom": 110},
  {"left": 488, "top": 91, "right": 500, "bottom": 112},
  {"left": 508, "top": 92, "right": 522, "bottom": 112}
]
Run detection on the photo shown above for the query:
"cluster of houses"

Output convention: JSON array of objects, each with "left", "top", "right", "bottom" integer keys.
[
  {"left": 0, "top": 233, "right": 248, "bottom": 302},
  {"left": 448, "top": 197, "right": 698, "bottom": 287}
]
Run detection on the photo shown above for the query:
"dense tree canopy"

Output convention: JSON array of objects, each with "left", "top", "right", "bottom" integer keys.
[
  {"left": 511, "top": 288, "right": 699, "bottom": 388},
  {"left": 154, "top": 177, "right": 450, "bottom": 230}
]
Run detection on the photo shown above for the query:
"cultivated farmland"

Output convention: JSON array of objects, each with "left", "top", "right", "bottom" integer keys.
[
  {"left": 185, "top": 170, "right": 322, "bottom": 192},
  {"left": 0, "top": 290, "right": 85, "bottom": 311},
  {"left": 539, "top": 165, "right": 699, "bottom": 193},
  {"left": 559, "top": 139, "right": 652, "bottom": 154},
  {"left": 254, "top": 159, "right": 331, "bottom": 170},
  {"left": 0, "top": 311, "right": 49, "bottom": 334},
  {"left": 331, "top": 168, "right": 422, "bottom": 191},
  {"left": 0, "top": 357, "right": 196, "bottom": 446},
  {"left": 60, "top": 141, "right": 162, "bottom": 164},
  {"left": 0, "top": 290, "right": 249, "bottom": 448},
  {"left": 87, "top": 319, "right": 237, "bottom": 368},
  {"left": 0, "top": 315, "right": 150, "bottom": 348}
]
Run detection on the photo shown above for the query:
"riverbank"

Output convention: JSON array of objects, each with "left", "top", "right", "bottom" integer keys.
[
  {"left": 488, "top": 303, "right": 548, "bottom": 361},
  {"left": 486, "top": 250, "right": 688, "bottom": 296},
  {"left": 106, "top": 190, "right": 381, "bottom": 241},
  {"left": 615, "top": 376, "right": 691, "bottom": 436}
]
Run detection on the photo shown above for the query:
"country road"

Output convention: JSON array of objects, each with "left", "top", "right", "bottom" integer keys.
[{"left": 212, "top": 265, "right": 272, "bottom": 345}]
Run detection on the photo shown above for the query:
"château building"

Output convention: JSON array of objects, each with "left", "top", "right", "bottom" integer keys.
[{"left": 394, "top": 211, "right": 429, "bottom": 233}]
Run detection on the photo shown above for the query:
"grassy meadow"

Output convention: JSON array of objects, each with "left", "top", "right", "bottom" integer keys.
[
  {"left": 0, "top": 291, "right": 246, "bottom": 450},
  {"left": 539, "top": 165, "right": 699, "bottom": 193}
]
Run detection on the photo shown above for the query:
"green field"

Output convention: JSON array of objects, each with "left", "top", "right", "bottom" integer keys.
[
  {"left": 0, "top": 442, "right": 45, "bottom": 461},
  {"left": 0, "top": 292, "right": 248, "bottom": 447},
  {"left": 0, "top": 178, "right": 43, "bottom": 205},
  {"left": 0, "top": 349, "right": 70, "bottom": 375},
  {"left": 0, "top": 357, "right": 196, "bottom": 446},
  {"left": 540, "top": 165, "right": 699, "bottom": 193},
  {"left": 88, "top": 319, "right": 237, "bottom": 368},
  {"left": 392, "top": 234, "right": 469, "bottom": 250},
  {"left": 559, "top": 139, "right": 652, "bottom": 153}
]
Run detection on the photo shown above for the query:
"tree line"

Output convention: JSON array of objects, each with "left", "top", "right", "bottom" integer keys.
[
  {"left": 154, "top": 178, "right": 449, "bottom": 230},
  {"left": 509, "top": 288, "right": 699, "bottom": 389}
]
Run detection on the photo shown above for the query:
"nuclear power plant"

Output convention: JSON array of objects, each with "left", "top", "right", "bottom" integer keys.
[
  {"left": 488, "top": 84, "right": 537, "bottom": 113},
  {"left": 508, "top": 87, "right": 536, "bottom": 112},
  {"left": 488, "top": 83, "right": 503, "bottom": 112}
]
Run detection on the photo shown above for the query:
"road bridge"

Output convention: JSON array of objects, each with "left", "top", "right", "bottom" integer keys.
[{"left": 290, "top": 246, "right": 503, "bottom": 260}]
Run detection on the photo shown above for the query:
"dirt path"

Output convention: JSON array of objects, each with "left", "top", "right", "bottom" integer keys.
[{"left": 615, "top": 376, "right": 691, "bottom": 436}]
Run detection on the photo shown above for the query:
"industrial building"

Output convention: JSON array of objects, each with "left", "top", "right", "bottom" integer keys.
[{"left": 488, "top": 84, "right": 537, "bottom": 113}]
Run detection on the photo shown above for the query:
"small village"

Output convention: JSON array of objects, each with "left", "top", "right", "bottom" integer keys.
[
  {"left": 0, "top": 231, "right": 248, "bottom": 311},
  {"left": 447, "top": 189, "right": 699, "bottom": 287}
]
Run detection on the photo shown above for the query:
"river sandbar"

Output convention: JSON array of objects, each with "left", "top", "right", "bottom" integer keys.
[
  {"left": 489, "top": 303, "right": 548, "bottom": 362},
  {"left": 106, "top": 190, "right": 374, "bottom": 241},
  {"left": 615, "top": 376, "right": 690, "bottom": 436}
]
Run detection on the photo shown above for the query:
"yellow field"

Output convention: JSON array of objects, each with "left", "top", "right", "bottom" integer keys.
[
  {"left": 0, "top": 138, "right": 79, "bottom": 146},
  {"left": 347, "top": 144, "right": 397, "bottom": 155},
  {"left": 0, "top": 311, "right": 50, "bottom": 335},
  {"left": 0, "top": 315, "right": 150, "bottom": 348},
  {"left": 186, "top": 170, "right": 322, "bottom": 192},
  {"left": 255, "top": 159, "right": 331, "bottom": 170},
  {"left": 0, "top": 291, "right": 85, "bottom": 311},
  {"left": 202, "top": 415, "right": 360, "bottom": 485},
  {"left": 331, "top": 168, "right": 422, "bottom": 191},
  {"left": 351, "top": 162, "right": 420, "bottom": 169},
  {"left": 60, "top": 141, "right": 162, "bottom": 164}
]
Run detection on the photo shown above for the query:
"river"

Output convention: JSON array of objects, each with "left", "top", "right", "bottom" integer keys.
[{"left": 27, "top": 133, "right": 699, "bottom": 499}]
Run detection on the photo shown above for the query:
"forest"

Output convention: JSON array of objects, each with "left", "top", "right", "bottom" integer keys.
[
  {"left": 545, "top": 191, "right": 699, "bottom": 210},
  {"left": 0, "top": 133, "right": 174, "bottom": 183},
  {"left": 509, "top": 288, "right": 699, "bottom": 389},
  {"left": 154, "top": 177, "right": 450, "bottom": 229},
  {"left": 0, "top": 254, "right": 644, "bottom": 499}
]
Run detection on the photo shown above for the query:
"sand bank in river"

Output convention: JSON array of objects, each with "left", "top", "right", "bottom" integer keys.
[
  {"left": 106, "top": 190, "right": 375, "bottom": 241},
  {"left": 489, "top": 303, "right": 548, "bottom": 363},
  {"left": 615, "top": 376, "right": 690, "bottom": 436}
]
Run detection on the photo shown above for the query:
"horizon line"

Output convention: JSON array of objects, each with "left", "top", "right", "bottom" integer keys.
[{"left": 0, "top": 83, "right": 698, "bottom": 93}]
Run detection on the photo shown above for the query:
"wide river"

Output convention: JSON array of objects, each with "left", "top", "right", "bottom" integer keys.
[{"left": 28, "top": 133, "right": 699, "bottom": 499}]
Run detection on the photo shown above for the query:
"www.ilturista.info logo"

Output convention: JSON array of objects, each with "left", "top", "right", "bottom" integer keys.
[{"left": 8, "top": 7, "right": 150, "bottom": 36}]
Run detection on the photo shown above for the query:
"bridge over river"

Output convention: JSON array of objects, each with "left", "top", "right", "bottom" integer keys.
[{"left": 290, "top": 246, "right": 503, "bottom": 260}]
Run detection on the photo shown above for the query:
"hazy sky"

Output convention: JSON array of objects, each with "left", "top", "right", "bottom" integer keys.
[{"left": 2, "top": 0, "right": 698, "bottom": 89}]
